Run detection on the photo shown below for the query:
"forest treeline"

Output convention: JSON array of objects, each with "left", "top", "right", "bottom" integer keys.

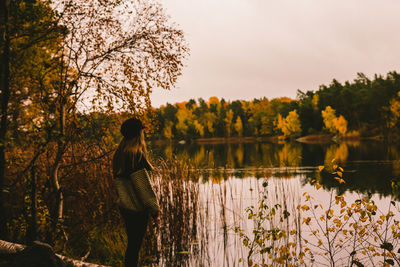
[{"left": 152, "top": 72, "right": 400, "bottom": 140}]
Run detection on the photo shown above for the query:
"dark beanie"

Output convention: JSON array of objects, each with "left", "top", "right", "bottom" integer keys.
[{"left": 120, "top": 118, "right": 145, "bottom": 139}]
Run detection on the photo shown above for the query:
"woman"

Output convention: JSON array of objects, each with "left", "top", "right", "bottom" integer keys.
[{"left": 113, "top": 118, "right": 160, "bottom": 267}]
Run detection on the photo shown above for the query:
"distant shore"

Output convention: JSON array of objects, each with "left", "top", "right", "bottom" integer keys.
[
  {"left": 295, "top": 134, "right": 334, "bottom": 144},
  {"left": 151, "top": 133, "right": 388, "bottom": 145}
]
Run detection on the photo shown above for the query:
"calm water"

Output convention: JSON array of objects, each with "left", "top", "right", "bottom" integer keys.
[{"left": 149, "top": 140, "right": 400, "bottom": 266}]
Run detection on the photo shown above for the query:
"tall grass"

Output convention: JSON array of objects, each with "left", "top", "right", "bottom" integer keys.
[{"left": 141, "top": 157, "right": 201, "bottom": 266}]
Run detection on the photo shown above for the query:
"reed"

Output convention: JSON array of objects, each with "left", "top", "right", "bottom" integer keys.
[{"left": 141, "top": 156, "right": 201, "bottom": 266}]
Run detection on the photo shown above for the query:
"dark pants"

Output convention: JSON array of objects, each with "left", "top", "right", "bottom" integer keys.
[{"left": 120, "top": 208, "right": 149, "bottom": 267}]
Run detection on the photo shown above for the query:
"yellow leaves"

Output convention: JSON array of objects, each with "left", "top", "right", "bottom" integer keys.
[
  {"left": 318, "top": 165, "right": 325, "bottom": 172},
  {"left": 321, "top": 106, "right": 347, "bottom": 135},
  {"left": 334, "top": 177, "right": 345, "bottom": 184},
  {"left": 335, "top": 195, "right": 344, "bottom": 204},
  {"left": 276, "top": 110, "right": 302, "bottom": 137},
  {"left": 333, "top": 115, "right": 348, "bottom": 135},
  {"left": 233, "top": 116, "right": 243, "bottom": 137},
  {"left": 333, "top": 218, "right": 342, "bottom": 227},
  {"left": 224, "top": 109, "right": 234, "bottom": 136},
  {"left": 387, "top": 211, "right": 394, "bottom": 219},
  {"left": 326, "top": 209, "right": 334, "bottom": 216},
  {"left": 312, "top": 94, "right": 319, "bottom": 110},
  {"left": 322, "top": 106, "right": 337, "bottom": 133},
  {"left": 163, "top": 121, "right": 174, "bottom": 139},
  {"left": 301, "top": 205, "right": 310, "bottom": 211},
  {"left": 367, "top": 204, "right": 377, "bottom": 213},
  {"left": 389, "top": 93, "right": 400, "bottom": 127},
  {"left": 193, "top": 120, "right": 204, "bottom": 137},
  {"left": 176, "top": 108, "right": 194, "bottom": 135},
  {"left": 236, "top": 163, "right": 400, "bottom": 267}
]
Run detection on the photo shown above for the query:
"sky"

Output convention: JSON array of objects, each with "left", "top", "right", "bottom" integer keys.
[{"left": 150, "top": 0, "right": 400, "bottom": 107}]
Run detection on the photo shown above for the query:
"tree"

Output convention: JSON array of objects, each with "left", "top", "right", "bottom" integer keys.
[
  {"left": 297, "top": 90, "right": 322, "bottom": 135},
  {"left": 44, "top": 0, "right": 187, "bottom": 239},
  {"left": 234, "top": 116, "right": 243, "bottom": 137},
  {"left": 1, "top": 0, "right": 188, "bottom": 243},
  {"left": 387, "top": 91, "right": 400, "bottom": 137},
  {"left": 276, "top": 110, "right": 302, "bottom": 138},
  {"left": 202, "top": 112, "right": 217, "bottom": 136},
  {"left": 0, "top": 0, "right": 64, "bottom": 240},
  {"left": 321, "top": 106, "right": 337, "bottom": 133},
  {"left": 333, "top": 115, "right": 348, "bottom": 136},
  {"left": 224, "top": 109, "right": 234, "bottom": 137},
  {"left": 322, "top": 106, "right": 348, "bottom": 136},
  {"left": 390, "top": 92, "right": 400, "bottom": 127},
  {"left": 193, "top": 120, "right": 204, "bottom": 137},
  {"left": 176, "top": 107, "right": 193, "bottom": 137},
  {"left": 248, "top": 98, "right": 274, "bottom": 136},
  {"left": 163, "top": 121, "right": 174, "bottom": 139},
  {"left": 0, "top": 0, "right": 11, "bottom": 240}
]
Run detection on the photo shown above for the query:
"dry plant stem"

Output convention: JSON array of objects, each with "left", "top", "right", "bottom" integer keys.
[
  {"left": 380, "top": 196, "right": 400, "bottom": 265},
  {"left": 325, "top": 191, "right": 335, "bottom": 267}
]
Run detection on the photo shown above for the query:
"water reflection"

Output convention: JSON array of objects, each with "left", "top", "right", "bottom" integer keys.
[
  {"left": 146, "top": 141, "right": 400, "bottom": 266},
  {"left": 151, "top": 141, "right": 400, "bottom": 198}
]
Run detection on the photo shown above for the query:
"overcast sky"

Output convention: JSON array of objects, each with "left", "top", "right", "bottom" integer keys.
[{"left": 150, "top": 0, "right": 400, "bottom": 107}]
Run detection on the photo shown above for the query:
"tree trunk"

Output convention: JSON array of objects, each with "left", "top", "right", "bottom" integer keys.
[
  {"left": 26, "top": 166, "right": 37, "bottom": 245},
  {"left": 0, "top": 0, "right": 11, "bottom": 241},
  {"left": 49, "top": 102, "right": 65, "bottom": 241},
  {"left": 0, "top": 239, "right": 110, "bottom": 267}
]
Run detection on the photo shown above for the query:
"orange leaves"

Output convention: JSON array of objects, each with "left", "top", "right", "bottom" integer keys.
[
  {"left": 301, "top": 205, "right": 310, "bottom": 211},
  {"left": 302, "top": 217, "right": 311, "bottom": 225}
]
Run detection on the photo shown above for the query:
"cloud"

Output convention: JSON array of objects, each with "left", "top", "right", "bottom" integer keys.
[{"left": 151, "top": 0, "right": 400, "bottom": 106}]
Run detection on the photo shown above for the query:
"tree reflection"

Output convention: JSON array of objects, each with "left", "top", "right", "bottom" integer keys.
[
  {"left": 151, "top": 141, "right": 400, "bottom": 197},
  {"left": 324, "top": 143, "right": 349, "bottom": 166}
]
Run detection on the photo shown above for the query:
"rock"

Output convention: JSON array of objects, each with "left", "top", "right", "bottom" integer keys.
[{"left": 10, "top": 241, "right": 65, "bottom": 267}]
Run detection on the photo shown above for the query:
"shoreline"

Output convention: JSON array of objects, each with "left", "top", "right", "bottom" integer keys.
[{"left": 151, "top": 134, "right": 388, "bottom": 145}]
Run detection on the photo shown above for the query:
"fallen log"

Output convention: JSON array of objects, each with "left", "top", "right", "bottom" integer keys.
[{"left": 0, "top": 240, "right": 110, "bottom": 267}]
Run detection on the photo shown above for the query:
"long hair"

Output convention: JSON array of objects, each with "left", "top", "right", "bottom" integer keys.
[{"left": 112, "top": 130, "right": 149, "bottom": 176}]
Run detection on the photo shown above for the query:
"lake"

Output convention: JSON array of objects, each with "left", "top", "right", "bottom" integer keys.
[{"left": 148, "top": 140, "right": 400, "bottom": 266}]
